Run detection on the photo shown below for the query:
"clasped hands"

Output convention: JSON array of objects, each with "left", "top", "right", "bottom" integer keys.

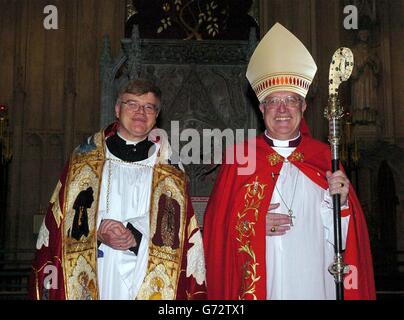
[
  {"left": 266, "top": 170, "right": 350, "bottom": 236},
  {"left": 97, "top": 219, "right": 137, "bottom": 251}
]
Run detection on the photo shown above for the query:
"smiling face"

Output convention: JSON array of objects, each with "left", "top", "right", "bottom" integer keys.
[
  {"left": 115, "top": 92, "right": 160, "bottom": 142},
  {"left": 259, "top": 91, "right": 306, "bottom": 140}
]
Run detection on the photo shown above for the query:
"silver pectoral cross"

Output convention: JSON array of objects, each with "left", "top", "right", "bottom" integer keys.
[{"left": 288, "top": 209, "right": 296, "bottom": 226}]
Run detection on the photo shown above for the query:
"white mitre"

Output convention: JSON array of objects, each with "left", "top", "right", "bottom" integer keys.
[{"left": 246, "top": 22, "right": 318, "bottom": 101}]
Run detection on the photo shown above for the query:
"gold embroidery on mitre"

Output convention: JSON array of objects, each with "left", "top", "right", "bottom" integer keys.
[
  {"left": 235, "top": 176, "right": 266, "bottom": 300},
  {"left": 267, "top": 153, "right": 283, "bottom": 166},
  {"left": 289, "top": 151, "right": 304, "bottom": 162}
]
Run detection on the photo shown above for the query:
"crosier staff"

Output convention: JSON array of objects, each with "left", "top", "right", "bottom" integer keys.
[{"left": 324, "top": 47, "right": 354, "bottom": 300}]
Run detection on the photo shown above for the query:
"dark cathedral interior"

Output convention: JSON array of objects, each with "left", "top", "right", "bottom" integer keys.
[{"left": 0, "top": 0, "right": 403, "bottom": 300}]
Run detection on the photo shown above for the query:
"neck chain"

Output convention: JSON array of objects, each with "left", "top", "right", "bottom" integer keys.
[
  {"left": 106, "top": 158, "right": 154, "bottom": 214},
  {"left": 271, "top": 171, "right": 299, "bottom": 226}
]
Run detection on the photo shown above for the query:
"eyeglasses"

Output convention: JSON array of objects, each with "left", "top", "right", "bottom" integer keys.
[
  {"left": 121, "top": 100, "right": 157, "bottom": 114},
  {"left": 261, "top": 96, "right": 302, "bottom": 109}
]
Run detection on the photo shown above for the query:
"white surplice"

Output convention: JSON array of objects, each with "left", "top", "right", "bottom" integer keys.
[
  {"left": 96, "top": 140, "right": 159, "bottom": 300},
  {"left": 265, "top": 133, "right": 350, "bottom": 300}
]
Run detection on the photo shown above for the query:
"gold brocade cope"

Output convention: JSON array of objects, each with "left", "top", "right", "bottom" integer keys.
[
  {"left": 62, "top": 132, "right": 105, "bottom": 300},
  {"left": 137, "top": 164, "right": 187, "bottom": 300},
  {"left": 236, "top": 176, "right": 267, "bottom": 300}
]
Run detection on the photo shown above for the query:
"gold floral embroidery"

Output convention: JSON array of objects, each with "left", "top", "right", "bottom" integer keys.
[
  {"left": 67, "top": 255, "right": 97, "bottom": 300},
  {"left": 235, "top": 176, "right": 266, "bottom": 300},
  {"left": 137, "top": 264, "right": 175, "bottom": 300},
  {"left": 267, "top": 153, "right": 283, "bottom": 166},
  {"left": 289, "top": 151, "right": 304, "bottom": 162},
  {"left": 62, "top": 131, "right": 106, "bottom": 300},
  {"left": 137, "top": 164, "right": 187, "bottom": 300}
]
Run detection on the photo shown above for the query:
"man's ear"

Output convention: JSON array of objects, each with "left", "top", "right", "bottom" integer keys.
[
  {"left": 115, "top": 103, "right": 120, "bottom": 119},
  {"left": 301, "top": 100, "right": 307, "bottom": 113},
  {"left": 259, "top": 104, "right": 265, "bottom": 115}
]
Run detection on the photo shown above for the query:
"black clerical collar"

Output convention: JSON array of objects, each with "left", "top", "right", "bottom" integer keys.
[
  {"left": 264, "top": 132, "right": 302, "bottom": 148},
  {"left": 106, "top": 133, "right": 156, "bottom": 162}
]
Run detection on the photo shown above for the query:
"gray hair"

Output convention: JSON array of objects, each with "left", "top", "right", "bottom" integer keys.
[{"left": 117, "top": 78, "right": 162, "bottom": 112}]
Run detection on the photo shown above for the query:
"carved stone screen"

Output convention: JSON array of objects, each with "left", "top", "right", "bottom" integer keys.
[{"left": 100, "top": 27, "right": 260, "bottom": 226}]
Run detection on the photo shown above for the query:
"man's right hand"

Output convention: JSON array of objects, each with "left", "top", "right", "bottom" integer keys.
[
  {"left": 266, "top": 203, "right": 292, "bottom": 236},
  {"left": 97, "top": 219, "right": 136, "bottom": 250}
]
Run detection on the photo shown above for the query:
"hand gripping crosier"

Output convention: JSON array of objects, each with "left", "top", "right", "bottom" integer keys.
[{"left": 324, "top": 47, "right": 354, "bottom": 300}]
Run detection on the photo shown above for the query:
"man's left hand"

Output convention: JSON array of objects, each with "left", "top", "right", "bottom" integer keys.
[
  {"left": 98, "top": 219, "right": 136, "bottom": 251},
  {"left": 326, "top": 170, "right": 350, "bottom": 207}
]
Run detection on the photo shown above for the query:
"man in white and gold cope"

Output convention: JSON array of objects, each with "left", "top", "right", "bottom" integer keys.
[
  {"left": 204, "top": 23, "right": 375, "bottom": 300},
  {"left": 29, "top": 79, "right": 206, "bottom": 300}
]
